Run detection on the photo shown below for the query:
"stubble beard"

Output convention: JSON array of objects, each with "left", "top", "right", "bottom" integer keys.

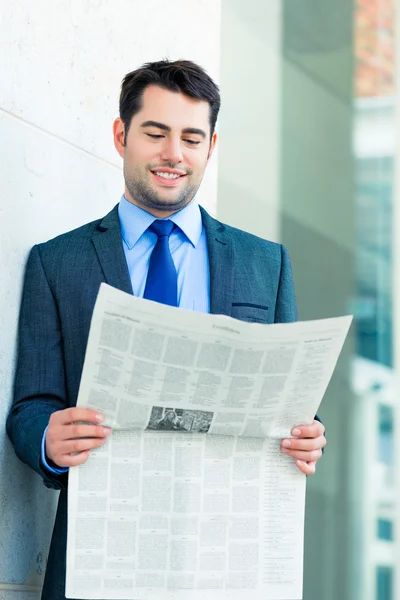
[{"left": 124, "top": 163, "right": 200, "bottom": 214}]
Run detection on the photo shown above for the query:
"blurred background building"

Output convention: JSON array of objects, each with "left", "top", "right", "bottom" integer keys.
[
  {"left": 218, "top": 1, "right": 399, "bottom": 598},
  {"left": 354, "top": 2, "right": 396, "bottom": 599},
  {"left": 1, "top": 1, "right": 399, "bottom": 599}
]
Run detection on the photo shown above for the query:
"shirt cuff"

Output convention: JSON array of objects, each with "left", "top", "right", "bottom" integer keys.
[{"left": 41, "top": 425, "right": 69, "bottom": 474}]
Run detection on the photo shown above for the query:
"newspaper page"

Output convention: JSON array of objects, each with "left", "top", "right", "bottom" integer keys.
[{"left": 66, "top": 283, "right": 352, "bottom": 600}]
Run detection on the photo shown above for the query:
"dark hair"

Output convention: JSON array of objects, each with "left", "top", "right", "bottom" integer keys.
[{"left": 119, "top": 59, "right": 220, "bottom": 138}]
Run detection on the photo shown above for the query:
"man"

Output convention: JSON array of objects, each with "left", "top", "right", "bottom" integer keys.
[{"left": 7, "top": 60, "right": 326, "bottom": 600}]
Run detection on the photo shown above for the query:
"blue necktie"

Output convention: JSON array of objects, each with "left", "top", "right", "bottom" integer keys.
[{"left": 143, "top": 220, "right": 178, "bottom": 307}]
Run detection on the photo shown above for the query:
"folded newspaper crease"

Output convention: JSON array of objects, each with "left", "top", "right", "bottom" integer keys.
[{"left": 66, "top": 283, "right": 352, "bottom": 600}]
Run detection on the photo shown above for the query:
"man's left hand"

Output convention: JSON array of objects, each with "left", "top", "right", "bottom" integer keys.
[{"left": 280, "top": 420, "right": 326, "bottom": 475}]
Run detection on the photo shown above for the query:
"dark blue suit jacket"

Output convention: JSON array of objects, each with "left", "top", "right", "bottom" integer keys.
[{"left": 7, "top": 204, "right": 298, "bottom": 600}]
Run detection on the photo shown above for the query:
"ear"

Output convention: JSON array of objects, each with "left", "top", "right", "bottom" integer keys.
[
  {"left": 207, "top": 132, "right": 218, "bottom": 161},
  {"left": 113, "top": 118, "right": 126, "bottom": 158}
]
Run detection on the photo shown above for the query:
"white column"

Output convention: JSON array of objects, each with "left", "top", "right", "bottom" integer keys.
[{"left": 217, "top": 0, "right": 281, "bottom": 242}]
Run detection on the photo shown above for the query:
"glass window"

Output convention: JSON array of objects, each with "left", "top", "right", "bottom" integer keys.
[
  {"left": 377, "top": 519, "right": 394, "bottom": 541},
  {"left": 376, "top": 566, "right": 393, "bottom": 600},
  {"left": 355, "top": 154, "right": 393, "bottom": 368},
  {"left": 378, "top": 404, "right": 394, "bottom": 466}
]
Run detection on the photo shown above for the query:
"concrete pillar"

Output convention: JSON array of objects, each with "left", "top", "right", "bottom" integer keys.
[{"left": 0, "top": 1, "right": 221, "bottom": 596}]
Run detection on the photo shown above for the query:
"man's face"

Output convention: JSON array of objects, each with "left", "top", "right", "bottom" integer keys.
[{"left": 113, "top": 85, "right": 217, "bottom": 217}]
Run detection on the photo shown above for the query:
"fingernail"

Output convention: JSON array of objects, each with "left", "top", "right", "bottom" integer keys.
[
  {"left": 95, "top": 414, "right": 104, "bottom": 422},
  {"left": 292, "top": 428, "right": 301, "bottom": 437},
  {"left": 103, "top": 427, "right": 112, "bottom": 436},
  {"left": 297, "top": 460, "right": 304, "bottom": 466},
  {"left": 282, "top": 439, "right": 291, "bottom": 448},
  {"left": 281, "top": 448, "right": 289, "bottom": 454}
]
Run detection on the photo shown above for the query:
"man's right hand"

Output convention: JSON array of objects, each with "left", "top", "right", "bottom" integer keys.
[{"left": 45, "top": 408, "right": 112, "bottom": 468}]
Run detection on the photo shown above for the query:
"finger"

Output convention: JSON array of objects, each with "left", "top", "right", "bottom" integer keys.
[
  {"left": 58, "top": 437, "right": 109, "bottom": 455},
  {"left": 281, "top": 435, "right": 326, "bottom": 452},
  {"left": 296, "top": 460, "right": 316, "bottom": 476},
  {"left": 49, "top": 407, "right": 104, "bottom": 426},
  {"left": 281, "top": 448, "right": 323, "bottom": 462},
  {"left": 291, "top": 420, "right": 325, "bottom": 439},
  {"left": 46, "top": 423, "right": 111, "bottom": 444},
  {"left": 68, "top": 423, "right": 112, "bottom": 440},
  {"left": 55, "top": 450, "right": 91, "bottom": 468}
]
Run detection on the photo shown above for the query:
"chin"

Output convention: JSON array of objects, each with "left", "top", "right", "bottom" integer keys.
[{"left": 152, "top": 197, "right": 189, "bottom": 210}]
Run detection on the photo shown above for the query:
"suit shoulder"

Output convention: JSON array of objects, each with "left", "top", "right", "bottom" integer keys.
[
  {"left": 32, "top": 215, "right": 110, "bottom": 277},
  {"left": 38, "top": 217, "right": 102, "bottom": 250},
  {"left": 35, "top": 204, "right": 121, "bottom": 266},
  {"left": 218, "top": 218, "right": 283, "bottom": 256}
]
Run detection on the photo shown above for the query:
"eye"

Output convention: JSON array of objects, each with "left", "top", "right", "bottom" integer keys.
[
  {"left": 184, "top": 139, "right": 201, "bottom": 146},
  {"left": 146, "top": 133, "right": 164, "bottom": 139}
]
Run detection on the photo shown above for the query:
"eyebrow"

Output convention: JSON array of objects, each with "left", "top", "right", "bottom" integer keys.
[{"left": 140, "top": 120, "right": 206, "bottom": 139}]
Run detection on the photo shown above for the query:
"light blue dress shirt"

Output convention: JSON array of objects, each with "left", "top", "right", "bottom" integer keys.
[
  {"left": 118, "top": 194, "right": 210, "bottom": 312},
  {"left": 41, "top": 195, "right": 210, "bottom": 474}
]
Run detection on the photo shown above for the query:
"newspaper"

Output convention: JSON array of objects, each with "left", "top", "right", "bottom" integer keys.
[{"left": 66, "top": 283, "right": 352, "bottom": 600}]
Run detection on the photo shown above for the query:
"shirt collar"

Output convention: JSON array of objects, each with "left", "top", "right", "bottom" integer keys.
[
  {"left": 169, "top": 197, "right": 202, "bottom": 248},
  {"left": 118, "top": 194, "right": 203, "bottom": 249}
]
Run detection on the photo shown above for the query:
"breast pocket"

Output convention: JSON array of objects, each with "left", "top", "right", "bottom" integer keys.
[{"left": 231, "top": 302, "right": 270, "bottom": 324}]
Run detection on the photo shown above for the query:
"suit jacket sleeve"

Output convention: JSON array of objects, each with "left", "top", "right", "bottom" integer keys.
[
  {"left": 274, "top": 244, "right": 298, "bottom": 323},
  {"left": 6, "top": 244, "right": 68, "bottom": 490}
]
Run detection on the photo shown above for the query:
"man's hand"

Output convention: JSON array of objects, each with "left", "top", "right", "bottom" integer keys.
[
  {"left": 45, "top": 408, "right": 111, "bottom": 468},
  {"left": 280, "top": 419, "right": 326, "bottom": 475}
]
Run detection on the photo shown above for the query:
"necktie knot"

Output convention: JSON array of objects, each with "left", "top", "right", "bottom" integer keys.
[{"left": 150, "top": 219, "right": 175, "bottom": 238}]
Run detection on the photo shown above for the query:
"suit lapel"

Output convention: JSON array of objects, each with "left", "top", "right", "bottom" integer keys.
[
  {"left": 91, "top": 205, "right": 133, "bottom": 295},
  {"left": 200, "top": 207, "right": 234, "bottom": 317},
  {"left": 91, "top": 204, "right": 234, "bottom": 311}
]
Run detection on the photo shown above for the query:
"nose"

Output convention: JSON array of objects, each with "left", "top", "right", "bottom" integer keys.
[{"left": 160, "top": 136, "right": 183, "bottom": 164}]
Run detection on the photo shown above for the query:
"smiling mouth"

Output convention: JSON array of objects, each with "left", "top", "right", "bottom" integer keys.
[{"left": 150, "top": 170, "right": 187, "bottom": 181}]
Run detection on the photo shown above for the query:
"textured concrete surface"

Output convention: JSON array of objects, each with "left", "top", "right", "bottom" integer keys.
[
  {"left": 0, "top": 591, "right": 40, "bottom": 600},
  {"left": 1, "top": 0, "right": 221, "bottom": 589}
]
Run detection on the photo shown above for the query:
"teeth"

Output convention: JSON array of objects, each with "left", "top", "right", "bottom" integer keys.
[{"left": 154, "top": 172, "right": 181, "bottom": 180}]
